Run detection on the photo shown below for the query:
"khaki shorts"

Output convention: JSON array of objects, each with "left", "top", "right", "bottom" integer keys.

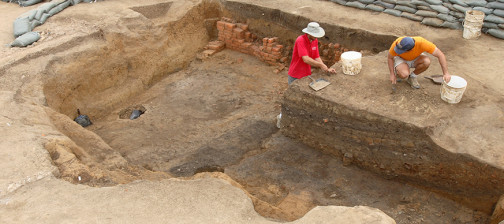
[{"left": 393, "top": 53, "right": 426, "bottom": 74}]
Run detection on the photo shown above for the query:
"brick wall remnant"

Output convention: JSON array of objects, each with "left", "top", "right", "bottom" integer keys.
[{"left": 204, "top": 17, "right": 354, "bottom": 72}]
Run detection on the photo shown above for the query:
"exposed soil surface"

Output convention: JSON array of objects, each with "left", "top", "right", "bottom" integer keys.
[{"left": 1, "top": 0, "right": 503, "bottom": 223}]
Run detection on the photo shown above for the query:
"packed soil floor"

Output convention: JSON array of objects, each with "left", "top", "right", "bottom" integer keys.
[{"left": 0, "top": 0, "right": 503, "bottom": 223}]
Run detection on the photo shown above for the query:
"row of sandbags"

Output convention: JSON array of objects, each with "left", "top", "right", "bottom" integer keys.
[
  {"left": 9, "top": 0, "right": 97, "bottom": 47},
  {"left": 329, "top": 0, "right": 504, "bottom": 39},
  {"left": 2, "top": 0, "right": 43, "bottom": 7}
]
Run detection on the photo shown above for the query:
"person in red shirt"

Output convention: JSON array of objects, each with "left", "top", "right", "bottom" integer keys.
[
  {"left": 288, "top": 22, "right": 336, "bottom": 84},
  {"left": 387, "top": 36, "right": 451, "bottom": 89}
]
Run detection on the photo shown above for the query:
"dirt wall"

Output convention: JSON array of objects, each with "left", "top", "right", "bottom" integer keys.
[
  {"left": 221, "top": 1, "right": 397, "bottom": 53},
  {"left": 42, "top": 1, "right": 222, "bottom": 120},
  {"left": 281, "top": 84, "right": 504, "bottom": 214}
]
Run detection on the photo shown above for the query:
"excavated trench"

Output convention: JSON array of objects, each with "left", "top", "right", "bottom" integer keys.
[{"left": 41, "top": 1, "right": 498, "bottom": 223}]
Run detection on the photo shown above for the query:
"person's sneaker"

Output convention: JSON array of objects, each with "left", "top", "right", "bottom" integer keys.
[{"left": 407, "top": 75, "right": 420, "bottom": 89}]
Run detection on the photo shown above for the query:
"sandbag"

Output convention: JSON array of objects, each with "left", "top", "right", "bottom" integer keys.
[
  {"left": 10, "top": 32, "right": 40, "bottom": 47},
  {"left": 365, "top": 4, "right": 385, "bottom": 12},
  {"left": 359, "top": 0, "right": 375, "bottom": 4},
  {"left": 19, "top": 0, "right": 43, "bottom": 7},
  {"left": 494, "top": 9, "right": 504, "bottom": 17},
  {"left": 453, "top": 4, "right": 471, "bottom": 13},
  {"left": 13, "top": 17, "right": 31, "bottom": 37},
  {"left": 34, "top": 2, "right": 58, "bottom": 20},
  {"left": 473, "top": 7, "right": 494, "bottom": 15},
  {"left": 449, "top": 10, "right": 465, "bottom": 18},
  {"left": 430, "top": 5, "right": 450, "bottom": 14},
  {"left": 346, "top": 1, "right": 367, "bottom": 9},
  {"left": 40, "top": 13, "right": 51, "bottom": 24},
  {"left": 401, "top": 12, "right": 424, "bottom": 21},
  {"left": 70, "top": 0, "right": 82, "bottom": 5},
  {"left": 483, "top": 22, "right": 499, "bottom": 28},
  {"left": 422, "top": 17, "right": 444, "bottom": 27},
  {"left": 396, "top": 0, "right": 416, "bottom": 8},
  {"left": 485, "top": 14, "right": 504, "bottom": 24},
  {"left": 374, "top": 1, "right": 395, "bottom": 9},
  {"left": 442, "top": 2, "right": 456, "bottom": 11},
  {"left": 17, "top": 9, "right": 37, "bottom": 21},
  {"left": 425, "top": 0, "right": 442, "bottom": 5},
  {"left": 48, "top": 0, "right": 71, "bottom": 16},
  {"left": 417, "top": 5, "right": 434, "bottom": 11},
  {"left": 331, "top": 0, "right": 347, "bottom": 6},
  {"left": 487, "top": 2, "right": 504, "bottom": 10},
  {"left": 449, "top": 0, "right": 468, "bottom": 7},
  {"left": 488, "top": 28, "right": 504, "bottom": 39},
  {"left": 438, "top": 13, "right": 457, "bottom": 22},
  {"left": 384, "top": 8, "right": 402, "bottom": 16},
  {"left": 416, "top": 10, "right": 439, "bottom": 17},
  {"left": 441, "top": 21, "right": 463, "bottom": 29},
  {"left": 466, "top": 0, "right": 488, "bottom": 7},
  {"left": 395, "top": 5, "right": 417, "bottom": 13},
  {"left": 30, "top": 20, "right": 42, "bottom": 30},
  {"left": 411, "top": 0, "right": 430, "bottom": 7},
  {"left": 381, "top": 0, "right": 397, "bottom": 4}
]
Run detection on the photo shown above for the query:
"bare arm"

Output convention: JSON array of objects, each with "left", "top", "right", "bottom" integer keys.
[
  {"left": 387, "top": 52, "right": 396, "bottom": 84},
  {"left": 302, "top": 56, "right": 336, "bottom": 74},
  {"left": 432, "top": 48, "right": 451, "bottom": 82}
]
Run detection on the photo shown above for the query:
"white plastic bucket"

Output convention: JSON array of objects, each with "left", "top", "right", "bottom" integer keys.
[
  {"left": 341, "top": 51, "right": 362, "bottom": 75},
  {"left": 463, "top": 10, "right": 485, "bottom": 40},
  {"left": 440, "top": 75, "right": 467, "bottom": 104}
]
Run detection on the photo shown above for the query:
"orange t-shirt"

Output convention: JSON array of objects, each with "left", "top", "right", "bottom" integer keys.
[{"left": 388, "top": 36, "right": 437, "bottom": 61}]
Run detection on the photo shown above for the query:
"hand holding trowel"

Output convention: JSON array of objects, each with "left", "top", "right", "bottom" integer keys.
[{"left": 308, "top": 65, "right": 337, "bottom": 91}]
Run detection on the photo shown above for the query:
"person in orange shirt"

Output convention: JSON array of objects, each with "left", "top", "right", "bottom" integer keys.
[{"left": 387, "top": 36, "right": 451, "bottom": 89}]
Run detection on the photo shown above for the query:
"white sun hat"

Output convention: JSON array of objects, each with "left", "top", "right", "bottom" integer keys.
[{"left": 302, "top": 22, "right": 325, "bottom": 38}]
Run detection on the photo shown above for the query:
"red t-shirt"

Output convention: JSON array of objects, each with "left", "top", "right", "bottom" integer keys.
[{"left": 288, "top": 34, "right": 320, "bottom": 79}]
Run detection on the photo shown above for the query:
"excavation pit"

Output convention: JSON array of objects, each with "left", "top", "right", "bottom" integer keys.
[{"left": 6, "top": 0, "right": 501, "bottom": 223}]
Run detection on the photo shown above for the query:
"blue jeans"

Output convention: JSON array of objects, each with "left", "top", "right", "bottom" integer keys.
[{"left": 288, "top": 76, "right": 298, "bottom": 85}]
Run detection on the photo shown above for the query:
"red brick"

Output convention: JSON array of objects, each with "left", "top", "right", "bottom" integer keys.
[
  {"left": 221, "top": 17, "right": 233, "bottom": 23},
  {"left": 224, "top": 22, "right": 236, "bottom": 30},
  {"left": 267, "top": 43, "right": 274, "bottom": 48},
  {"left": 217, "top": 21, "right": 225, "bottom": 31},
  {"left": 202, "top": 49, "right": 216, "bottom": 57},
  {"left": 262, "top": 38, "right": 268, "bottom": 45},
  {"left": 207, "top": 41, "right": 225, "bottom": 50},
  {"left": 233, "top": 28, "right": 245, "bottom": 39},
  {"left": 241, "top": 42, "right": 252, "bottom": 48},
  {"left": 276, "top": 44, "right": 283, "bottom": 49},
  {"left": 267, "top": 38, "right": 275, "bottom": 43},
  {"left": 266, "top": 47, "right": 272, "bottom": 52},
  {"left": 272, "top": 47, "right": 281, "bottom": 52},
  {"left": 266, "top": 60, "right": 276, "bottom": 66},
  {"left": 280, "top": 57, "right": 288, "bottom": 63},
  {"left": 237, "top": 23, "right": 248, "bottom": 31},
  {"left": 322, "top": 49, "right": 329, "bottom": 57}
]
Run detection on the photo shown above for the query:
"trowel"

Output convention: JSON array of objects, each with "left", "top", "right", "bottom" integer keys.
[
  {"left": 308, "top": 75, "right": 330, "bottom": 91},
  {"left": 424, "top": 75, "right": 444, "bottom": 85}
]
